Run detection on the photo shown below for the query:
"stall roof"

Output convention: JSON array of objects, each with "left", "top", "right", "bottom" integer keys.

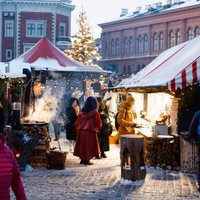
[
  {"left": 0, "top": 62, "right": 26, "bottom": 78},
  {"left": 8, "top": 37, "right": 106, "bottom": 73},
  {"left": 116, "top": 36, "right": 200, "bottom": 93}
]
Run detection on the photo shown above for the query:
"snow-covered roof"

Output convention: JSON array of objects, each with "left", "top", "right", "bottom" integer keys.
[
  {"left": 3, "top": 37, "right": 108, "bottom": 76},
  {"left": 99, "top": 0, "right": 200, "bottom": 25}
]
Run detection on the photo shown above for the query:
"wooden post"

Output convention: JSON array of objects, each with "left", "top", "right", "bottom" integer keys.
[{"left": 120, "top": 134, "right": 146, "bottom": 181}]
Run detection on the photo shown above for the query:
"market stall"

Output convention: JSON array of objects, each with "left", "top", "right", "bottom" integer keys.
[{"left": 110, "top": 36, "right": 200, "bottom": 171}]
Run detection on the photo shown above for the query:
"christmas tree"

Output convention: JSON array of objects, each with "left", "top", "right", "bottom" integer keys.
[{"left": 65, "top": 9, "right": 101, "bottom": 69}]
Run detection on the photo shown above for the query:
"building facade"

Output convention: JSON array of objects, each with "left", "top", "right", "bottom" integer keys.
[
  {"left": 99, "top": 0, "right": 200, "bottom": 76},
  {"left": 0, "top": 0, "right": 74, "bottom": 62}
]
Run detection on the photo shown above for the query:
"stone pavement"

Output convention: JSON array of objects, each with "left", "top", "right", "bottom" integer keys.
[{"left": 11, "top": 129, "right": 200, "bottom": 200}]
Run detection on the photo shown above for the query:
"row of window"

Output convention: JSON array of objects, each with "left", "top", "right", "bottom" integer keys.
[
  {"left": 5, "top": 20, "right": 66, "bottom": 37},
  {"left": 109, "top": 26, "right": 200, "bottom": 56},
  {"left": 122, "top": 64, "right": 146, "bottom": 74}
]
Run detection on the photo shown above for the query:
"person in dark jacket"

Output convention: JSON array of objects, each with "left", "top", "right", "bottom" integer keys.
[
  {"left": 74, "top": 96, "right": 102, "bottom": 165},
  {"left": 189, "top": 110, "right": 200, "bottom": 191},
  {"left": 96, "top": 97, "right": 112, "bottom": 159},
  {"left": 0, "top": 134, "right": 27, "bottom": 200},
  {"left": 0, "top": 101, "right": 5, "bottom": 133},
  {"left": 66, "top": 97, "right": 80, "bottom": 152},
  {"left": 0, "top": 92, "right": 12, "bottom": 126}
]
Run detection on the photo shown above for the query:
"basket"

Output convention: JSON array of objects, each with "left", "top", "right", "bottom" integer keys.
[{"left": 46, "top": 150, "right": 67, "bottom": 170}]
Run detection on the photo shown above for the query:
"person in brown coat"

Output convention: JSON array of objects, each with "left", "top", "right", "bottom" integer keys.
[
  {"left": 96, "top": 97, "right": 112, "bottom": 159},
  {"left": 74, "top": 96, "right": 102, "bottom": 165},
  {"left": 117, "top": 95, "right": 137, "bottom": 136}
]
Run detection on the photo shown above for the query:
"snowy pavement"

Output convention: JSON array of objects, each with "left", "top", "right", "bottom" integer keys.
[{"left": 10, "top": 125, "right": 200, "bottom": 200}]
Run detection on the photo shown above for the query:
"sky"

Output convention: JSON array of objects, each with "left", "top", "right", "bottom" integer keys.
[{"left": 71, "top": 0, "right": 168, "bottom": 39}]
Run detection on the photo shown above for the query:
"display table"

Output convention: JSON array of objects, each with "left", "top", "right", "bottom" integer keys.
[{"left": 137, "top": 128, "right": 180, "bottom": 169}]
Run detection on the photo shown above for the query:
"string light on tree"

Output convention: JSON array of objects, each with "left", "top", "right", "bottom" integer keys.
[{"left": 65, "top": 9, "right": 101, "bottom": 70}]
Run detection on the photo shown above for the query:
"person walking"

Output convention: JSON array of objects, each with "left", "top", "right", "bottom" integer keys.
[
  {"left": 74, "top": 96, "right": 102, "bottom": 165},
  {"left": 65, "top": 97, "right": 80, "bottom": 152},
  {"left": 96, "top": 97, "right": 112, "bottom": 159},
  {"left": 117, "top": 95, "right": 137, "bottom": 136},
  {"left": 0, "top": 133, "right": 27, "bottom": 200}
]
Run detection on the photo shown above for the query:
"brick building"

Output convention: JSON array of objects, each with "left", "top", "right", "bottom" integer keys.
[
  {"left": 0, "top": 0, "right": 74, "bottom": 62},
  {"left": 98, "top": 0, "right": 200, "bottom": 75}
]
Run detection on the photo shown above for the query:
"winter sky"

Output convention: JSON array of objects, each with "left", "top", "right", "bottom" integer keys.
[{"left": 71, "top": 0, "right": 173, "bottom": 39}]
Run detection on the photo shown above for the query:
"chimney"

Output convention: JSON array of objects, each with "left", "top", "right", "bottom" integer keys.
[
  {"left": 137, "top": 6, "right": 142, "bottom": 12},
  {"left": 145, "top": 4, "right": 151, "bottom": 10},
  {"left": 156, "top": 2, "right": 162, "bottom": 7},
  {"left": 166, "top": 0, "right": 172, "bottom": 4},
  {"left": 120, "top": 8, "right": 128, "bottom": 17}
]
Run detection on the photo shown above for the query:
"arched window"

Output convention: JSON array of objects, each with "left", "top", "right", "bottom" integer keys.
[
  {"left": 138, "top": 35, "right": 143, "bottom": 53},
  {"left": 169, "top": 31, "right": 175, "bottom": 48},
  {"left": 143, "top": 34, "right": 148, "bottom": 52},
  {"left": 137, "top": 65, "right": 141, "bottom": 72},
  {"left": 188, "top": 27, "right": 194, "bottom": 40},
  {"left": 123, "top": 66, "right": 126, "bottom": 74},
  {"left": 153, "top": 33, "right": 159, "bottom": 51},
  {"left": 159, "top": 32, "right": 164, "bottom": 50},
  {"left": 176, "top": 30, "right": 181, "bottom": 45},
  {"left": 195, "top": 26, "right": 200, "bottom": 37},
  {"left": 129, "top": 36, "right": 134, "bottom": 53},
  {"left": 128, "top": 66, "right": 131, "bottom": 74},
  {"left": 111, "top": 39, "right": 115, "bottom": 56},
  {"left": 124, "top": 37, "right": 129, "bottom": 54},
  {"left": 116, "top": 39, "right": 120, "bottom": 56}
]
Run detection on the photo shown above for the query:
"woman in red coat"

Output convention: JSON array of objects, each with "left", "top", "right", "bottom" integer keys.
[
  {"left": 0, "top": 134, "right": 26, "bottom": 200},
  {"left": 74, "top": 96, "right": 102, "bottom": 165}
]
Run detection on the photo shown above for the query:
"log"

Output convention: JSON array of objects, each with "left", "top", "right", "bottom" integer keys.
[{"left": 120, "top": 135, "right": 146, "bottom": 181}]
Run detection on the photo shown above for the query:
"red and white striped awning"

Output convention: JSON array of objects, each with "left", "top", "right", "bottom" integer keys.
[
  {"left": 116, "top": 36, "right": 200, "bottom": 92},
  {"left": 168, "top": 57, "right": 200, "bottom": 92}
]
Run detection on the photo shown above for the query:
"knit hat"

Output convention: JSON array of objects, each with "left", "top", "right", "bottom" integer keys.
[{"left": 126, "top": 96, "right": 135, "bottom": 105}]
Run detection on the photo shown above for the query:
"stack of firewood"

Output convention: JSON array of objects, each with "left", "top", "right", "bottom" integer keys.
[
  {"left": 142, "top": 135, "right": 180, "bottom": 169},
  {"left": 20, "top": 123, "right": 50, "bottom": 168},
  {"left": 180, "top": 137, "right": 199, "bottom": 173}
]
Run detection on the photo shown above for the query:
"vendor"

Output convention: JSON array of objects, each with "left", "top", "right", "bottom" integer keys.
[{"left": 117, "top": 95, "right": 137, "bottom": 135}]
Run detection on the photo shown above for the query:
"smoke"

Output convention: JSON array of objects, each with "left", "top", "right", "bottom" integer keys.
[
  {"left": 23, "top": 89, "right": 58, "bottom": 122},
  {"left": 24, "top": 72, "right": 66, "bottom": 123}
]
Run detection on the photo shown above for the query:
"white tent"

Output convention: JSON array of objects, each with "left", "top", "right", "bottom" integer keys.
[
  {"left": 116, "top": 36, "right": 200, "bottom": 93},
  {"left": 0, "top": 61, "right": 27, "bottom": 78}
]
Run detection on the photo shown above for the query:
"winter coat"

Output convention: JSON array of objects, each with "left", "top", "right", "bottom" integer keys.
[
  {"left": 74, "top": 109, "right": 102, "bottom": 161},
  {"left": 189, "top": 110, "right": 200, "bottom": 141},
  {"left": 0, "top": 135, "right": 26, "bottom": 200},
  {"left": 1, "top": 97, "right": 12, "bottom": 123},
  {"left": 98, "top": 113, "right": 112, "bottom": 152},
  {"left": 66, "top": 106, "right": 78, "bottom": 141},
  {"left": 117, "top": 98, "right": 136, "bottom": 136}
]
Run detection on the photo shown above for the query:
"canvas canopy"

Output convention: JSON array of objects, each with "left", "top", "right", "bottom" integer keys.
[
  {"left": 0, "top": 37, "right": 107, "bottom": 78},
  {"left": 116, "top": 36, "right": 200, "bottom": 93}
]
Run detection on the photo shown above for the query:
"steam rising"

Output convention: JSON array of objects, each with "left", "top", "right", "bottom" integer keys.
[{"left": 24, "top": 88, "right": 60, "bottom": 123}]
